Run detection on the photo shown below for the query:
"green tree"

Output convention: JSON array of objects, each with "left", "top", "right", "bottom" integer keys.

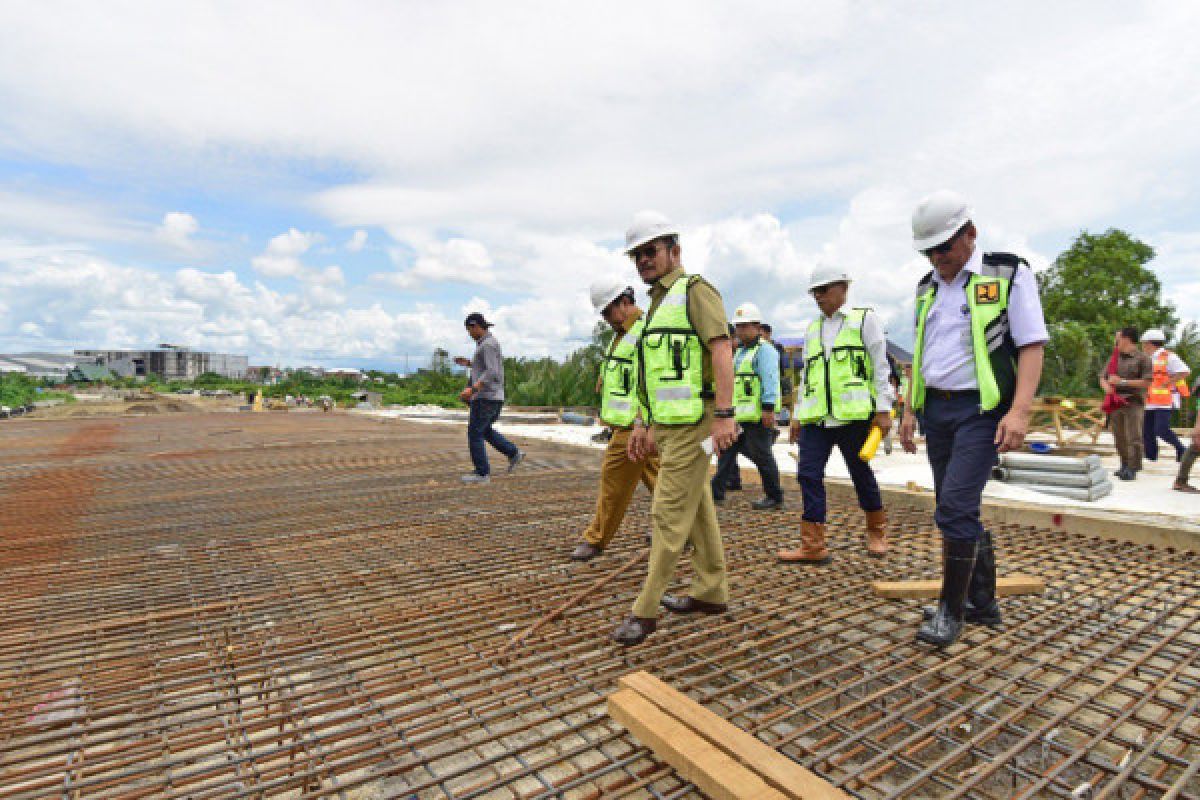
[{"left": 1038, "top": 229, "right": 1178, "bottom": 396}]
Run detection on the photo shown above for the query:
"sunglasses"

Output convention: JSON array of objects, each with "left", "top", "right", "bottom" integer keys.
[
  {"left": 628, "top": 242, "right": 663, "bottom": 263},
  {"left": 921, "top": 227, "right": 965, "bottom": 258}
]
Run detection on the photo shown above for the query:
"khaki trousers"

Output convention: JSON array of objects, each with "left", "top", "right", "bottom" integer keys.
[
  {"left": 582, "top": 427, "right": 660, "bottom": 549},
  {"left": 1111, "top": 403, "right": 1144, "bottom": 471},
  {"left": 632, "top": 412, "right": 729, "bottom": 618}
]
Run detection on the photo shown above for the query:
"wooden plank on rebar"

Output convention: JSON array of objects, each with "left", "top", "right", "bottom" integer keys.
[
  {"left": 608, "top": 688, "right": 784, "bottom": 800},
  {"left": 616, "top": 671, "right": 851, "bottom": 799},
  {"left": 871, "top": 574, "right": 1045, "bottom": 599}
]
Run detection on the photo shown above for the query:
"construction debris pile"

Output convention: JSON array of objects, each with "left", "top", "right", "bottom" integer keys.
[{"left": 0, "top": 414, "right": 1197, "bottom": 798}]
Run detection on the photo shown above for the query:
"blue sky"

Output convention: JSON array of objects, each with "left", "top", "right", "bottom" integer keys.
[{"left": 1, "top": 2, "right": 1198, "bottom": 370}]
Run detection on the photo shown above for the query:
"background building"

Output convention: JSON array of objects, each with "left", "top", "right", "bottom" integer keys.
[{"left": 74, "top": 345, "right": 248, "bottom": 380}]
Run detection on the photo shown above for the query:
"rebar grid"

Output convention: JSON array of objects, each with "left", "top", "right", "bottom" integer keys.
[{"left": 0, "top": 413, "right": 1196, "bottom": 799}]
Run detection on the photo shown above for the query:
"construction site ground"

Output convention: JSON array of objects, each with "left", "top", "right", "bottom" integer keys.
[{"left": 1, "top": 412, "right": 1197, "bottom": 799}]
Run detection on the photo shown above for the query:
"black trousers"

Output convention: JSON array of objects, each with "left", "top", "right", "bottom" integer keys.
[{"left": 711, "top": 421, "right": 782, "bottom": 502}]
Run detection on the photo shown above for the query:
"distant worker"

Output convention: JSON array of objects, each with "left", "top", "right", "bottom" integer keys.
[
  {"left": 616, "top": 210, "right": 735, "bottom": 646},
  {"left": 1174, "top": 378, "right": 1200, "bottom": 493},
  {"left": 777, "top": 265, "right": 892, "bottom": 565},
  {"left": 1100, "top": 327, "right": 1152, "bottom": 481},
  {"left": 455, "top": 312, "right": 525, "bottom": 485},
  {"left": 760, "top": 322, "right": 792, "bottom": 430},
  {"left": 571, "top": 279, "right": 660, "bottom": 562},
  {"left": 710, "top": 302, "right": 784, "bottom": 511},
  {"left": 1140, "top": 328, "right": 1191, "bottom": 463},
  {"left": 899, "top": 191, "right": 1047, "bottom": 648}
]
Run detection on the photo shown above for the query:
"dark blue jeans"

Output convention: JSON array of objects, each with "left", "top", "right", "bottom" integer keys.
[
  {"left": 1143, "top": 408, "right": 1184, "bottom": 461},
  {"left": 796, "top": 420, "right": 882, "bottom": 523},
  {"left": 920, "top": 392, "right": 1004, "bottom": 543},
  {"left": 711, "top": 421, "right": 782, "bottom": 502},
  {"left": 468, "top": 398, "right": 517, "bottom": 476}
]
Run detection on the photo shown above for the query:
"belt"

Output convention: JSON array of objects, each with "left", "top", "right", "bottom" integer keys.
[{"left": 926, "top": 388, "right": 980, "bottom": 400}]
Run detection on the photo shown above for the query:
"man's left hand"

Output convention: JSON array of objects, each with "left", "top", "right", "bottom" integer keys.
[
  {"left": 995, "top": 406, "right": 1031, "bottom": 453},
  {"left": 458, "top": 387, "right": 475, "bottom": 403},
  {"left": 873, "top": 411, "right": 893, "bottom": 436}
]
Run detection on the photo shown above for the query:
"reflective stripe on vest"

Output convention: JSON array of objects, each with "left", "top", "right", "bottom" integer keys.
[
  {"left": 1147, "top": 350, "right": 1173, "bottom": 406},
  {"left": 909, "top": 255, "right": 1019, "bottom": 413},
  {"left": 599, "top": 317, "right": 646, "bottom": 427},
  {"left": 796, "top": 308, "right": 876, "bottom": 424},
  {"left": 640, "top": 277, "right": 705, "bottom": 425}
]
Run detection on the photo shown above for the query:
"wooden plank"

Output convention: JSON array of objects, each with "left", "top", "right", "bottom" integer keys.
[
  {"left": 872, "top": 574, "right": 1045, "bottom": 599},
  {"left": 607, "top": 688, "right": 785, "bottom": 800},
  {"left": 617, "top": 672, "right": 851, "bottom": 799}
]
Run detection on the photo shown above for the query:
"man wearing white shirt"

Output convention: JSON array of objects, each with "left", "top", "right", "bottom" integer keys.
[
  {"left": 900, "top": 191, "right": 1047, "bottom": 648},
  {"left": 778, "top": 266, "right": 894, "bottom": 564}
]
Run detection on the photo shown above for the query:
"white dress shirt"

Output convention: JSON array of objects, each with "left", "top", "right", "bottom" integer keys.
[
  {"left": 918, "top": 246, "right": 1048, "bottom": 391},
  {"left": 799, "top": 305, "right": 894, "bottom": 427}
]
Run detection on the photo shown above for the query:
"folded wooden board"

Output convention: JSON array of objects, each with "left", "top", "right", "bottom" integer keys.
[
  {"left": 872, "top": 574, "right": 1045, "bottom": 599},
  {"left": 612, "top": 671, "right": 851, "bottom": 799}
]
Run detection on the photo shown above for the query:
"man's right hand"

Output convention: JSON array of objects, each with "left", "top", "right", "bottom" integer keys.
[
  {"left": 899, "top": 412, "right": 918, "bottom": 454},
  {"left": 453, "top": 356, "right": 471, "bottom": 367},
  {"left": 788, "top": 420, "right": 803, "bottom": 445}
]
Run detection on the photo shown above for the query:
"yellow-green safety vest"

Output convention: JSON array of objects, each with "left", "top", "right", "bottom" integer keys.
[
  {"left": 599, "top": 317, "right": 646, "bottom": 427},
  {"left": 640, "top": 276, "right": 706, "bottom": 425},
  {"left": 909, "top": 253, "right": 1021, "bottom": 413},
  {"left": 733, "top": 341, "right": 779, "bottom": 423},
  {"left": 796, "top": 308, "right": 877, "bottom": 424}
]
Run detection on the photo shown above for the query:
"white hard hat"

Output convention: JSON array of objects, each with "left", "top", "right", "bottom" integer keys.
[
  {"left": 624, "top": 210, "right": 679, "bottom": 254},
  {"left": 732, "top": 302, "right": 762, "bottom": 324},
  {"left": 1140, "top": 328, "right": 1167, "bottom": 343},
  {"left": 912, "top": 190, "right": 973, "bottom": 251},
  {"left": 590, "top": 277, "right": 631, "bottom": 314},
  {"left": 808, "top": 264, "right": 852, "bottom": 291}
]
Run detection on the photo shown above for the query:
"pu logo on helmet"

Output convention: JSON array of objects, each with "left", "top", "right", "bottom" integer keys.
[{"left": 974, "top": 281, "right": 1000, "bottom": 304}]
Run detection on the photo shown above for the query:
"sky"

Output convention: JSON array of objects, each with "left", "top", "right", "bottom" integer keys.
[{"left": 1, "top": 1, "right": 1198, "bottom": 371}]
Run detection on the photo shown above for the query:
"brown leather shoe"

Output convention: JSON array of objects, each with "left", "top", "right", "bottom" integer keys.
[
  {"left": 865, "top": 508, "right": 888, "bottom": 558},
  {"left": 661, "top": 594, "right": 728, "bottom": 615},
  {"left": 777, "top": 520, "right": 831, "bottom": 564},
  {"left": 570, "top": 543, "right": 602, "bottom": 561},
  {"left": 1174, "top": 482, "right": 1200, "bottom": 494},
  {"left": 612, "top": 616, "right": 657, "bottom": 646}
]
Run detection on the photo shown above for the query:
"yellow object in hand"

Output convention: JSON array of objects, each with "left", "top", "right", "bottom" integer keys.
[{"left": 859, "top": 425, "right": 883, "bottom": 462}]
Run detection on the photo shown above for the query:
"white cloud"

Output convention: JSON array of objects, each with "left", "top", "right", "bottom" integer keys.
[
  {"left": 156, "top": 211, "right": 199, "bottom": 250},
  {"left": 376, "top": 237, "right": 497, "bottom": 290},
  {"left": 252, "top": 228, "right": 317, "bottom": 278},
  {"left": 346, "top": 229, "right": 367, "bottom": 252}
]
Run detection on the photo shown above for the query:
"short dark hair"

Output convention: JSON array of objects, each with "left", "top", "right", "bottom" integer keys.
[
  {"left": 658, "top": 234, "right": 679, "bottom": 250},
  {"left": 1118, "top": 326, "right": 1138, "bottom": 343},
  {"left": 760, "top": 323, "right": 773, "bottom": 334}
]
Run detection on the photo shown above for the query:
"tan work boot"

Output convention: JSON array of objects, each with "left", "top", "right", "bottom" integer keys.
[
  {"left": 865, "top": 509, "right": 888, "bottom": 558},
  {"left": 777, "top": 521, "right": 831, "bottom": 565}
]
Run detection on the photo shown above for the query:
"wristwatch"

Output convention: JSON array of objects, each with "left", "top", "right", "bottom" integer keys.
[{"left": 713, "top": 407, "right": 735, "bottom": 418}]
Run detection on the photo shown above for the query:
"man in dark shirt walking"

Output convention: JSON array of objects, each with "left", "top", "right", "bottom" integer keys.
[
  {"left": 1101, "top": 327, "right": 1153, "bottom": 481},
  {"left": 455, "top": 312, "right": 525, "bottom": 484}
]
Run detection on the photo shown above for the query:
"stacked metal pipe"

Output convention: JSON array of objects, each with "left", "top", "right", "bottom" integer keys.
[{"left": 992, "top": 452, "right": 1113, "bottom": 501}]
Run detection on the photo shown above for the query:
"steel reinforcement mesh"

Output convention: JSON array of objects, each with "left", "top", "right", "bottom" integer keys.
[{"left": 0, "top": 413, "right": 1197, "bottom": 799}]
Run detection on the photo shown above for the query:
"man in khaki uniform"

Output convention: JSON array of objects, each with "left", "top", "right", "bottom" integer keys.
[
  {"left": 615, "top": 210, "right": 737, "bottom": 646},
  {"left": 572, "top": 278, "right": 660, "bottom": 561}
]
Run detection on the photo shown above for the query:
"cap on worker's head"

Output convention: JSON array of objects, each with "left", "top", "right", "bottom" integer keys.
[
  {"left": 464, "top": 312, "right": 493, "bottom": 328},
  {"left": 624, "top": 210, "right": 679, "bottom": 254},
  {"left": 1140, "top": 328, "right": 1167, "bottom": 344},
  {"left": 911, "top": 190, "right": 973, "bottom": 251},
  {"left": 589, "top": 277, "right": 633, "bottom": 314},
  {"left": 732, "top": 302, "right": 762, "bottom": 324},
  {"left": 808, "top": 264, "right": 853, "bottom": 291}
]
